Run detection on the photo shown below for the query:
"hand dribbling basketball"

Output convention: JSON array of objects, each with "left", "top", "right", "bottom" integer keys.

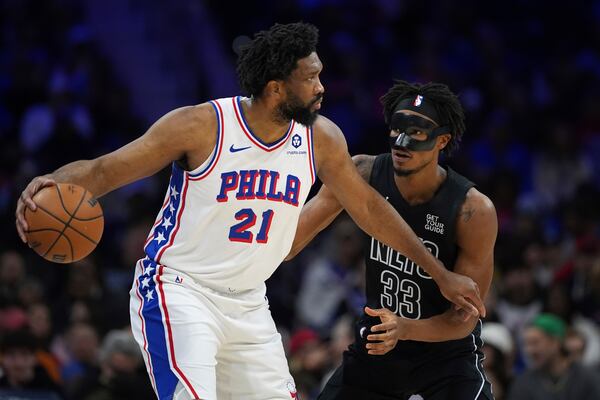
[{"left": 16, "top": 177, "right": 103, "bottom": 263}]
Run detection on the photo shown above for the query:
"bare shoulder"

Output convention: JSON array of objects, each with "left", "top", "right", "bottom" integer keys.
[
  {"left": 157, "top": 102, "right": 216, "bottom": 141},
  {"left": 155, "top": 102, "right": 218, "bottom": 158},
  {"left": 127, "top": 102, "right": 219, "bottom": 172},
  {"left": 458, "top": 188, "right": 497, "bottom": 227},
  {"left": 188, "top": 102, "right": 217, "bottom": 126},
  {"left": 309, "top": 115, "right": 350, "bottom": 175},
  {"left": 352, "top": 154, "right": 376, "bottom": 181},
  {"left": 312, "top": 115, "right": 345, "bottom": 144}
]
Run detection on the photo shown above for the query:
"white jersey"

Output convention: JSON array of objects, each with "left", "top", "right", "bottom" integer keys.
[{"left": 143, "top": 96, "right": 316, "bottom": 292}]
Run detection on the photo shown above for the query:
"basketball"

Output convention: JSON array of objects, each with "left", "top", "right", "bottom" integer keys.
[{"left": 24, "top": 183, "right": 104, "bottom": 264}]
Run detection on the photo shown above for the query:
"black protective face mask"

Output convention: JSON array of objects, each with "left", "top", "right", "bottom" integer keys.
[{"left": 388, "top": 112, "right": 450, "bottom": 151}]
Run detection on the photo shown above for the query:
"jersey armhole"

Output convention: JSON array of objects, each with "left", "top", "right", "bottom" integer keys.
[
  {"left": 447, "top": 169, "right": 476, "bottom": 243},
  {"left": 368, "top": 154, "right": 388, "bottom": 185},
  {"left": 307, "top": 125, "right": 317, "bottom": 184},
  {"left": 186, "top": 100, "right": 224, "bottom": 180}
]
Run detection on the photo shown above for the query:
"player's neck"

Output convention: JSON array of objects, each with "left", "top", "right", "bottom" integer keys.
[
  {"left": 394, "top": 164, "right": 446, "bottom": 205},
  {"left": 240, "top": 97, "right": 291, "bottom": 143}
]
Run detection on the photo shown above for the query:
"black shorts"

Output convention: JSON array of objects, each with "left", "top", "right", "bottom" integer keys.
[{"left": 318, "top": 347, "right": 494, "bottom": 400}]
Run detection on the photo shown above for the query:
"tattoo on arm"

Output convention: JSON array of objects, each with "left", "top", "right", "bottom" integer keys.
[
  {"left": 353, "top": 155, "right": 375, "bottom": 182},
  {"left": 459, "top": 207, "right": 475, "bottom": 222}
]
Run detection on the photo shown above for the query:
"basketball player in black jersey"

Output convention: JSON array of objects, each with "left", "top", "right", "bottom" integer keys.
[{"left": 288, "top": 81, "right": 497, "bottom": 399}]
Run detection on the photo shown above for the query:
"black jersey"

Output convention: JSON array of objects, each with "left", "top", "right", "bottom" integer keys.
[{"left": 355, "top": 153, "right": 481, "bottom": 364}]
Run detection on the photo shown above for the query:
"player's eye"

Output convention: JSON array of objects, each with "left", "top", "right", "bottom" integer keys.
[{"left": 407, "top": 128, "right": 425, "bottom": 137}]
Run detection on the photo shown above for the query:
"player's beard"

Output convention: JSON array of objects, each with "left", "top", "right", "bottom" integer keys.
[{"left": 275, "top": 90, "right": 322, "bottom": 126}]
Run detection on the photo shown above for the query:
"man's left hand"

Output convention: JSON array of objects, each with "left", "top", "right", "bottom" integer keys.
[{"left": 364, "top": 306, "right": 404, "bottom": 355}]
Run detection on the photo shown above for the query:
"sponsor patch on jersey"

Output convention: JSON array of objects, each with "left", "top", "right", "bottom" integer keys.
[
  {"left": 425, "top": 213, "right": 444, "bottom": 234},
  {"left": 286, "top": 150, "right": 307, "bottom": 155},
  {"left": 292, "top": 134, "right": 302, "bottom": 148},
  {"left": 287, "top": 134, "right": 307, "bottom": 155}
]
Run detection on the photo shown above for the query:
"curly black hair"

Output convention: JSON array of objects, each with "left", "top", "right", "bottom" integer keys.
[
  {"left": 237, "top": 22, "right": 319, "bottom": 98},
  {"left": 380, "top": 80, "right": 466, "bottom": 155}
]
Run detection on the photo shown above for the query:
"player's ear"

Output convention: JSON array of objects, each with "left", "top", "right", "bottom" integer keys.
[
  {"left": 265, "top": 80, "right": 283, "bottom": 98},
  {"left": 438, "top": 133, "right": 451, "bottom": 150}
]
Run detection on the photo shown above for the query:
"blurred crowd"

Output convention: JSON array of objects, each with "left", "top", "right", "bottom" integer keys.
[{"left": 0, "top": 0, "right": 599, "bottom": 399}]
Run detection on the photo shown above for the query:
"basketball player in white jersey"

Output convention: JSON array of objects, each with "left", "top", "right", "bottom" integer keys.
[{"left": 16, "top": 23, "right": 485, "bottom": 400}]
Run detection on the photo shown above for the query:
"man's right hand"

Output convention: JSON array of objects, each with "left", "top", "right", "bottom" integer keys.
[
  {"left": 437, "top": 268, "right": 486, "bottom": 318},
  {"left": 15, "top": 175, "right": 56, "bottom": 243}
]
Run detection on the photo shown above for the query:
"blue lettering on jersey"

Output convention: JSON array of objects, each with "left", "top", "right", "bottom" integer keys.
[
  {"left": 216, "top": 171, "right": 239, "bottom": 202},
  {"left": 236, "top": 170, "right": 259, "bottom": 200},
  {"left": 282, "top": 175, "right": 301, "bottom": 206},
  {"left": 216, "top": 169, "right": 301, "bottom": 207},
  {"left": 255, "top": 170, "right": 270, "bottom": 199},
  {"left": 266, "top": 171, "right": 283, "bottom": 202}
]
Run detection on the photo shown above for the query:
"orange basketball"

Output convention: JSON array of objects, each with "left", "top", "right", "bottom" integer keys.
[{"left": 24, "top": 183, "right": 104, "bottom": 263}]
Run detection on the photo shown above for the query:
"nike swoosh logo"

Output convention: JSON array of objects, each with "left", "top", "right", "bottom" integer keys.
[
  {"left": 230, "top": 144, "right": 251, "bottom": 153},
  {"left": 360, "top": 327, "right": 366, "bottom": 338}
]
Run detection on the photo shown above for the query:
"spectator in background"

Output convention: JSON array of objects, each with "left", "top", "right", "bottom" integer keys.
[
  {"left": 529, "top": 123, "right": 592, "bottom": 212},
  {"left": 320, "top": 314, "right": 354, "bottom": 389},
  {"left": 0, "top": 251, "right": 26, "bottom": 308},
  {"left": 53, "top": 259, "right": 106, "bottom": 334},
  {"left": 288, "top": 328, "right": 330, "bottom": 399},
  {"left": 74, "top": 329, "right": 154, "bottom": 400},
  {"left": 508, "top": 313, "right": 600, "bottom": 400},
  {"left": 18, "top": 278, "right": 45, "bottom": 310},
  {"left": 296, "top": 216, "right": 365, "bottom": 335},
  {"left": 553, "top": 235, "right": 600, "bottom": 323},
  {"left": 496, "top": 266, "right": 543, "bottom": 336},
  {"left": 481, "top": 322, "right": 515, "bottom": 400},
  {"left": 0, "top": 329, "right": 63, "bottom": 398},
  {"left": 0, "top": 252, "right": 28, "bottom": 335},
  {"left": 19, "top": 86, "right": 93, "bottom": 173},
  {"left": 27, "top": 303, "right": 62, "bottom": 385},
  {"left": 564, "top": 329, "right": 586, "bottom": 364},
  {"left": 60, "top": 322, "right": 99, "bottom": 399},
  {"left": 543, "top": 284, "right": 600, "bottom": 367}
]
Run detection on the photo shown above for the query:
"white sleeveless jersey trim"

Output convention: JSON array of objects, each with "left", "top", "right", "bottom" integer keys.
[
  {"left": 232, "top": 96, "right": 293, "bottom": 152},
  {"left": 187, "top": 99, "right": 224, "bottom": 179},
  {"left": 143, "top": 96, "right": 315, "bottom": 291},
  {"left": 307, "top": 125, "right": 316, "bottom": 184}
]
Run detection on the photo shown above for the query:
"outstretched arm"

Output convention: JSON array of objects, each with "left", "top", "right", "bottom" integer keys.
[
  {"left": 312, "top": 116, "right": 485, "bottom": 316},
  {"left": 365, "top": 189, "right": 497, "bottom": 353},
  {"left": 15, "top": 103, "right": 217, "bottom": 242},
  {"left": 286, "top": 155, "right": 374, "bottom": 260}
]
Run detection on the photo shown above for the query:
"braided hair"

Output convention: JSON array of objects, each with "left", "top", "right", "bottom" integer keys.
[{"left": 380, "top": 80, "right": 466, "bottom": 155}]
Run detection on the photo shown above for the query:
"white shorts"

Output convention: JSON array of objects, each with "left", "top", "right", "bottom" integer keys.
[{"left": 129, "top": 258, "right": 297, "bottom": 400}]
